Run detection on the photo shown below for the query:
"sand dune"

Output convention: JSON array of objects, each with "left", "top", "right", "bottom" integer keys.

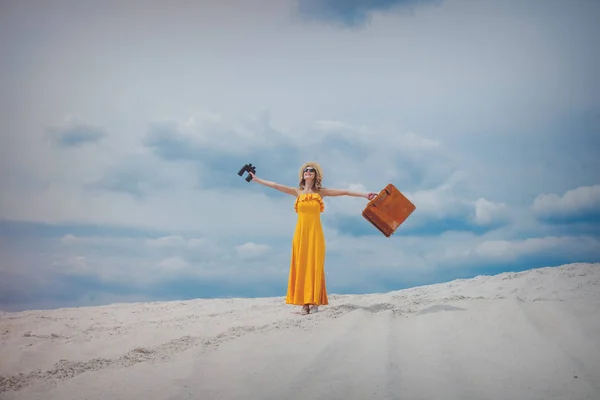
[{"left": 1, "top": 262, "right": 599, "bottom": 399}]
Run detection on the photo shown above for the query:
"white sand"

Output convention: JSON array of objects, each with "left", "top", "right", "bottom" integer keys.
[{"left": 1, "top": 262, "right": 599, "bottom": 400}]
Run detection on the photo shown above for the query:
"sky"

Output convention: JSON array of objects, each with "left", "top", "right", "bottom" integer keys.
[{"left": 1, "top": 0, "right": 599, "bottom": 312}]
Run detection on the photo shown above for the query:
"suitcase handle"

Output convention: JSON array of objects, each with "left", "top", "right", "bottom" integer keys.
[
  {"left": 367, "top": 185, "right": 393, "bottom": 207},
  {"left": 370, "top": 187, "right": 389, "bottom": 207}
]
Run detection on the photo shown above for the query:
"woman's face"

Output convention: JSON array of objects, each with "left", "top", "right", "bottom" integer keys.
[{"left": 303, "top": 166, "right": 316, "bottom": 179}]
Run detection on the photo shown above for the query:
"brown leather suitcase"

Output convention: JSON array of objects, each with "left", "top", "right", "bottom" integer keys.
[{"left": 362, "top": 184, "right": 416, "bottom": 237}]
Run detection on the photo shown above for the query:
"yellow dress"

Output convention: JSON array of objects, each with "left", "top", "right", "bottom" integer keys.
[{"left": 286, "top": 192, "right": 328, "bottom": 306}]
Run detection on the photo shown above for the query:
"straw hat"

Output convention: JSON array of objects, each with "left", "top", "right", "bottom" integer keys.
[{"left": 298, "top": 161, "right": 323, "bottom": 181}]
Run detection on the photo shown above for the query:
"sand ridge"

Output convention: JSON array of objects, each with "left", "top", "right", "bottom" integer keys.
[{"left": 1, "top": 262, "right": 599, "bottom": 399}]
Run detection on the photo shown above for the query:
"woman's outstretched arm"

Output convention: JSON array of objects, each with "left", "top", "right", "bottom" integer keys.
[
  {"left": 249, "top": 172, "right": 298, "bottom": 196},
  {"left": 320, "top": 188, "right": 377, "bottom": 200}
]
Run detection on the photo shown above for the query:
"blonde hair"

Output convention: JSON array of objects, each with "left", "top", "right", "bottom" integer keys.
[{"left": 298, "top": 161, "right": 323, "bottom": 192}]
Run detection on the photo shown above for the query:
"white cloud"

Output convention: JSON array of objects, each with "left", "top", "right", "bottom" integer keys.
[
  {"left": 60, "top": 234, "right": 140, "bottom": 249},
  {"left": 532, "top": 184, "right": 600, "bottom": 220},
  {"left": 401, "top": 171, "right": 468, "bottom": 216},
  {"left": 146, "top": 235, "right": 187, "bottom": 248},
  {"left": 472, "top": 236, "right": 600, "bottom": 262},
  {"left": 0, "top": 106, "right": 456, "bottom": 238},
  {"left": 60, "top": 234, "right": 78, "bottom": 245},
  {"left": 472, "top": 198, "right": 508, "bottom": 226},
  {"left": 0, "top": 184, "right": 299, "bottom": 237},
  {"left": 157, "top": 256, "right": 190, "bottom": 271},
  {"left": 235, "top": 242, "right": 271, "bottom": 258},
  {"left": 314, "top": 120, "right": 368, "bottom": 134},
  {"left": 348, "top": 183, "right": 368, "bottom": 193},
  {"left": 55, "top": 255, "right": 90, "bottom": 274},
  {"left": 186, "top": 238, "right": 210, "bottom": 248},
  {"left": 394, "top": 131, "right": 441, "bottom": 150}
]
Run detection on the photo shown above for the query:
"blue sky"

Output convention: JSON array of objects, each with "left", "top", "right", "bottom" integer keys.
[{"left": 1, "top": 0, "right": 599, "bottom": 312}]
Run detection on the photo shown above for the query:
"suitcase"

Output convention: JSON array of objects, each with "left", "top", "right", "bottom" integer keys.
[{"left": 362, "top": 183, "right": 416, "bottom": 237}]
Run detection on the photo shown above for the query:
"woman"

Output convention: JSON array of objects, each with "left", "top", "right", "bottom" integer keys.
[{"left": 249, "top": 161, "right": 377, "bottom": 315}]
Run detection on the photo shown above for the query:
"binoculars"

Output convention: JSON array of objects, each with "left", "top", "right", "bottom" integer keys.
[{"left": 237, "top": 163, "right": 256, "bottom": 182}]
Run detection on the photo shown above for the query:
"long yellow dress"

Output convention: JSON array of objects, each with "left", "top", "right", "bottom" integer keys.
[{"left": 286, "top": 192, "right": 329, "bottom": 306}]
